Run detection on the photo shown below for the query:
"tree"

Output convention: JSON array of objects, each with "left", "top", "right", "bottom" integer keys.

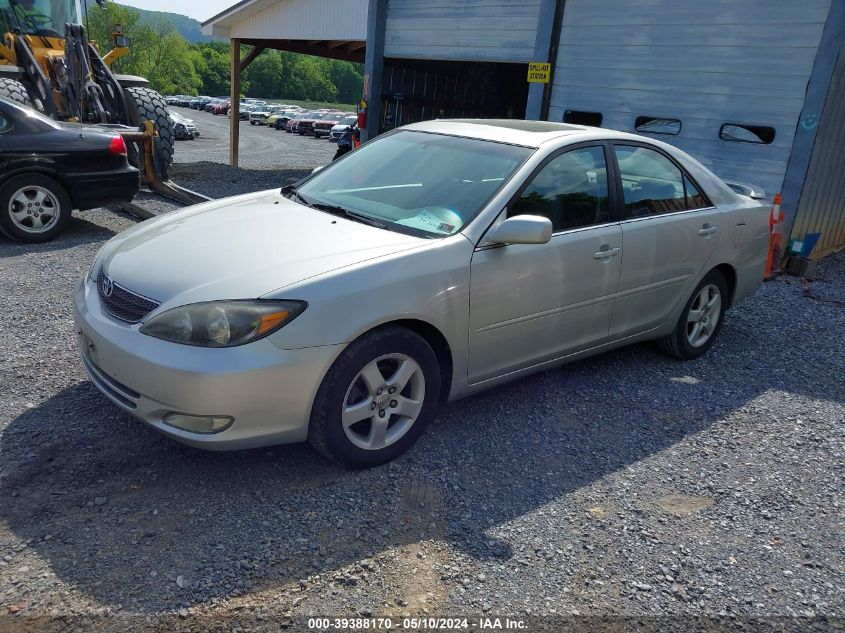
[
  {"left": 85, "top": 3, "right": 363, "bottom": 103},
  {"left": 86, "top": 3, "right": 200, "bottom": 95}
]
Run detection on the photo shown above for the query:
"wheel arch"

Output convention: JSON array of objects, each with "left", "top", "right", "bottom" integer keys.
[
  {"left": 114, "top": 74, "right": 150, "bottom": 88},
  {"left": 711, "top": 263, "right": 738, "bottom": 308},
  {"left": 0, "top": 166, "right": 75, "bottom": 206},
  {"left": 0, "top": 65, "right": 24, "bottom": 81},
  {"left": 343, "top": 318, "right": 455, "bottom": 405}
]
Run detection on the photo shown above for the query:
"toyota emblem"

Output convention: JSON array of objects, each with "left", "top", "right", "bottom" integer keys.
[{"left": 101, "top": 275, "right": 114, "bottom": 298}]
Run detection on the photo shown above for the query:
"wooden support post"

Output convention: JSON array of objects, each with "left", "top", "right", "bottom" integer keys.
[{"left": 230, "top": 38, "right": 241, "bottom": 167}]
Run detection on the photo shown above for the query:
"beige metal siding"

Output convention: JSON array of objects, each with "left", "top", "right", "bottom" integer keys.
[
  {"left": 229, "top": 0, "right": 367, "bottom": 41},
  {"left": 791, "top": 43, "right": 845, "bottom": 259}
]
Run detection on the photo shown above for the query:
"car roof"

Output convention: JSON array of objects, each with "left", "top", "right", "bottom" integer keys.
[{"left": 402, "top": 119, "right": 656, "bottom": 148}]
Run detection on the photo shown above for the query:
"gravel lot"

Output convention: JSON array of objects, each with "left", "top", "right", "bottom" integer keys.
[
  {"left": 169, "top": 106, "right": 338, "bottom": 170},
  {"left": 0, "top": 142, "right": 843, "bottom": 632}
]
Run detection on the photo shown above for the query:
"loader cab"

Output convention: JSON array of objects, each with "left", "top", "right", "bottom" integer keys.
[{"left": 0, "top": 0, "right": 79, "bottom": 38}]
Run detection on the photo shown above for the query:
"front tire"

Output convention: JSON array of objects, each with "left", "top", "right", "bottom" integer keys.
[
  {"left": 308, "top": 326, "right": 441, "bottom": 468},
  {"left": 0, "top": 174, "right": 72, "bottom": 243},
  {"left": 656, "top": 270, "right": 728, "bottom": 360},
  {"left": 124, "top": 87, "right": 174, "bottom": 179}
]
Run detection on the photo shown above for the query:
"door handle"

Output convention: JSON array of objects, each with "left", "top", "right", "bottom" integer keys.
[
  {"left": 593, "top": 247, "right": 620, "bottom": 259},
  {"left": 698, "top": 225, "right": 718, "bottom": 236}
]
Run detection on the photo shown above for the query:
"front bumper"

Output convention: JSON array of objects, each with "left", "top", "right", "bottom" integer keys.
[{"left": 73, "top": 277, "right": 342, "bottom": 450}]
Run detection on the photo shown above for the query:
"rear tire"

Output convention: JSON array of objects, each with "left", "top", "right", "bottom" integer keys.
[
  {"left": 308, "top": 326, "right": 441, "bottom": 468},
  {"left": 656, "top": 270, "right": 728, "bottom": 360},
  {"left": 0, "top": 78, "right": 31, "bottom": 106},
  {"left": 124, "top": 87, "right": 174, "bottom": 179},
  {"left": 0, "top": 174, "right": 72, "bottom": 243}
]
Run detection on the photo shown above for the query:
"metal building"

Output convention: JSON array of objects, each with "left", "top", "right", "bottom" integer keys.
[
  {"left": 362, "top": 0, "right": 845, "bottom": 261},
  {"left": 204, "top": 0, "right": 845, "bottom": 261}
]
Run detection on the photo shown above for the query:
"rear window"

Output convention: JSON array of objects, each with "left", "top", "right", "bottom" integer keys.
[
  {"left": 614, "top": 145, "right": 711, "bottom": 217},
  {"left": 720, "top": 123, "right": 775, "bottom": 144}
]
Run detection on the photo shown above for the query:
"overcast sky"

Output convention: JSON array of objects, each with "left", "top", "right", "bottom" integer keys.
[{"left": 121, "top": 0, "right": 235, "bottom": 22}]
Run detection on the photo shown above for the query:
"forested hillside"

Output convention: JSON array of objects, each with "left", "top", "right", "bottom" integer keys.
[{"left": 85, "top": 2, "right": 364, "bottom": 102}]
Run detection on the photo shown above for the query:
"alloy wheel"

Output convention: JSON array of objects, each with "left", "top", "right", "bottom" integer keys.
[
  {"left": 8, "top": 185, "right": 61, "bottom": 234},
  {"left": 686, "top": 283, "right": 722, "bottom": 347},
  {"left": 341, "top": 353, "right": 426, "bottom": 451}
]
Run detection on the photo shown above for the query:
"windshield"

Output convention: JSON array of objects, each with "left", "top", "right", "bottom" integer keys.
[
  {"left": 294, "top": 130, "right": 533, "bottom": 238},
  {"left": 1, "top": 0, "right": 76, "bottom": 36}
]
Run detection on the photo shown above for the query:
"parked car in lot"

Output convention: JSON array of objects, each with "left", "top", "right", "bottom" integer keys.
[
  {"left": 0, "top": 98, "right": 139, "bottom": 243},
  {"left": 211, "top": 101, "right": 230, "bottom": 116},
  {"left": 170, "top": 111, "right": 199, "bottom": 140},
  {"left": 74, "top": 119, "right": 768, "bottom": 466},
  {"left": 270, "top": 108, "right": 303, "bottom": 130},
  {"left": 250, "top": 105, "right": 283, "bottom": 125},
  {"left": 286, "top": 111, "right": 312, "bottom": 132},
  {"left": 297, "top": 110, "right": 333, "bottom": 136},
  {"left": 238, "top": 104, "right": 259, "bottom": 121},
  {"left": 329, "top": 114, "right": 359, "bottom": 141},
  {"left": 312, "top": 111, "right": 347, "bottom": 138}
]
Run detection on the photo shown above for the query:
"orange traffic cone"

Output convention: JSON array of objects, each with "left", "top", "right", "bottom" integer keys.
[{"left": 764, "top": 193, "right": 784, "bottom": 280}]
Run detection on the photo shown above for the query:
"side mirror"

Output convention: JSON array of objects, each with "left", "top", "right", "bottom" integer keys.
[{"left": 488, "top": 215, "right": 553, "bottom": 245}]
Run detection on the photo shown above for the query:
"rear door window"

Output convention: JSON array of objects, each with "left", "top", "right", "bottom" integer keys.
[{"left": 614, "top": 145, "right": 709, "bottom": 217}]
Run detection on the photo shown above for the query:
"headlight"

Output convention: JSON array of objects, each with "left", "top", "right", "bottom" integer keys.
[
  {"left": 139, "top": 300, "right": 306, "bottom": 347},
  {"left": 175, "top": 123, "right": 186, "bottom": 130}
]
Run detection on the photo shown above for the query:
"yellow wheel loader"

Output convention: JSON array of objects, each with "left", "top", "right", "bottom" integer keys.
[{"left": 0, "top": 0, "right": 207, "bottom": 208}]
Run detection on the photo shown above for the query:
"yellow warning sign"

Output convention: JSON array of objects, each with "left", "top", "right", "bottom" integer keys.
[{"left": 527, "top": 62, "right": 551, "bottom": 83}]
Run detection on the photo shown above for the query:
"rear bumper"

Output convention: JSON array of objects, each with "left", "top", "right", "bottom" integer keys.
[{"left": 67, "top": 167, "right": 140, "bottom": 210}]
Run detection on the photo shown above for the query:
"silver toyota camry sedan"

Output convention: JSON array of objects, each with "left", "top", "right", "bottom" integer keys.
[{"left": 74, "top": 120, "right": 770, "bottom": 467}]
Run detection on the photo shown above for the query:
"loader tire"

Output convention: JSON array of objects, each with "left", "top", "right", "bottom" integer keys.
[
  {"left": 0, "top": 78, "right": 32, "bottom": 107},
  {"left": 124, "top": 86, "right": 174, "bottom": 180}
]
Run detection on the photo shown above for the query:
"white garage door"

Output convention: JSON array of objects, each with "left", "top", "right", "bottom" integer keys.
[{"left": 548, "top": 0, "right": 832, "bottom": 197}]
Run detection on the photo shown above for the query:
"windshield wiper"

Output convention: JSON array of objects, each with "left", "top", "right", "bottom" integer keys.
[
  {"left": 283, "top": 187, "right": 393, "bottom": 231},
  {"left": 312, "top": 202, "right": 393, "bottom": 231}
]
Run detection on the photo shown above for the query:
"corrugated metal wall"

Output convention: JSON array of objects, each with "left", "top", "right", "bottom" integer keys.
[
  {"left": 791, "top": 43, "right": 845, "bottom": 259},
  {"left": 229, "top": 0, "right": 367, "bottom": 41},
  {"left": 384, "top": 0, "right": 542, "bottom": 63},
  {"left": 548, "top": 0, "right": 832, "bottom": 198}
]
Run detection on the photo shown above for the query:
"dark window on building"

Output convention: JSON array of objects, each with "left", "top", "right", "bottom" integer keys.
[
  {"left": 615, "top": 145, "right": 710, "bottom": 217},
  {"left": 719, "top": 123, "right": 775, "bottom": 144},
  {"left": 635, "top": 116, "right": 681, "bottom": 135},
  {"left": 510, "top": 146, "right": 609, "bottom": 232},
  {"left": 563, "top": 110, "right": 603, "bottom": 127}
]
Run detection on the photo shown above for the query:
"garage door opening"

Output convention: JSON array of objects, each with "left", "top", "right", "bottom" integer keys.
[{"left": 379, "top": 58, "right": 529, "bottom": 133}]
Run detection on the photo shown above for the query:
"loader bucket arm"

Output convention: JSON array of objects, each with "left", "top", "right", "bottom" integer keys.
[
  {"left": 12, "top": 35, "right": 56, "bottom": 116},
  {"left": 118, "top": 121, "right": 211, "bottom": 207}
]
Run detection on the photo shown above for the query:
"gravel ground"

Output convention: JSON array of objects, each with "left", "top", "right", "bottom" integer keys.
[
  {"left": 0, "top": 158, "right": 843, "bottom": 632},
  {"left": 169, "top": 106, "right": 338, "bottom": 170}
]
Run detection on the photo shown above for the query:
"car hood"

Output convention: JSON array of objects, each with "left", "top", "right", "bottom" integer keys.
[{"left": 99, "top": 190, "right": 425, "bottom": 308}]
